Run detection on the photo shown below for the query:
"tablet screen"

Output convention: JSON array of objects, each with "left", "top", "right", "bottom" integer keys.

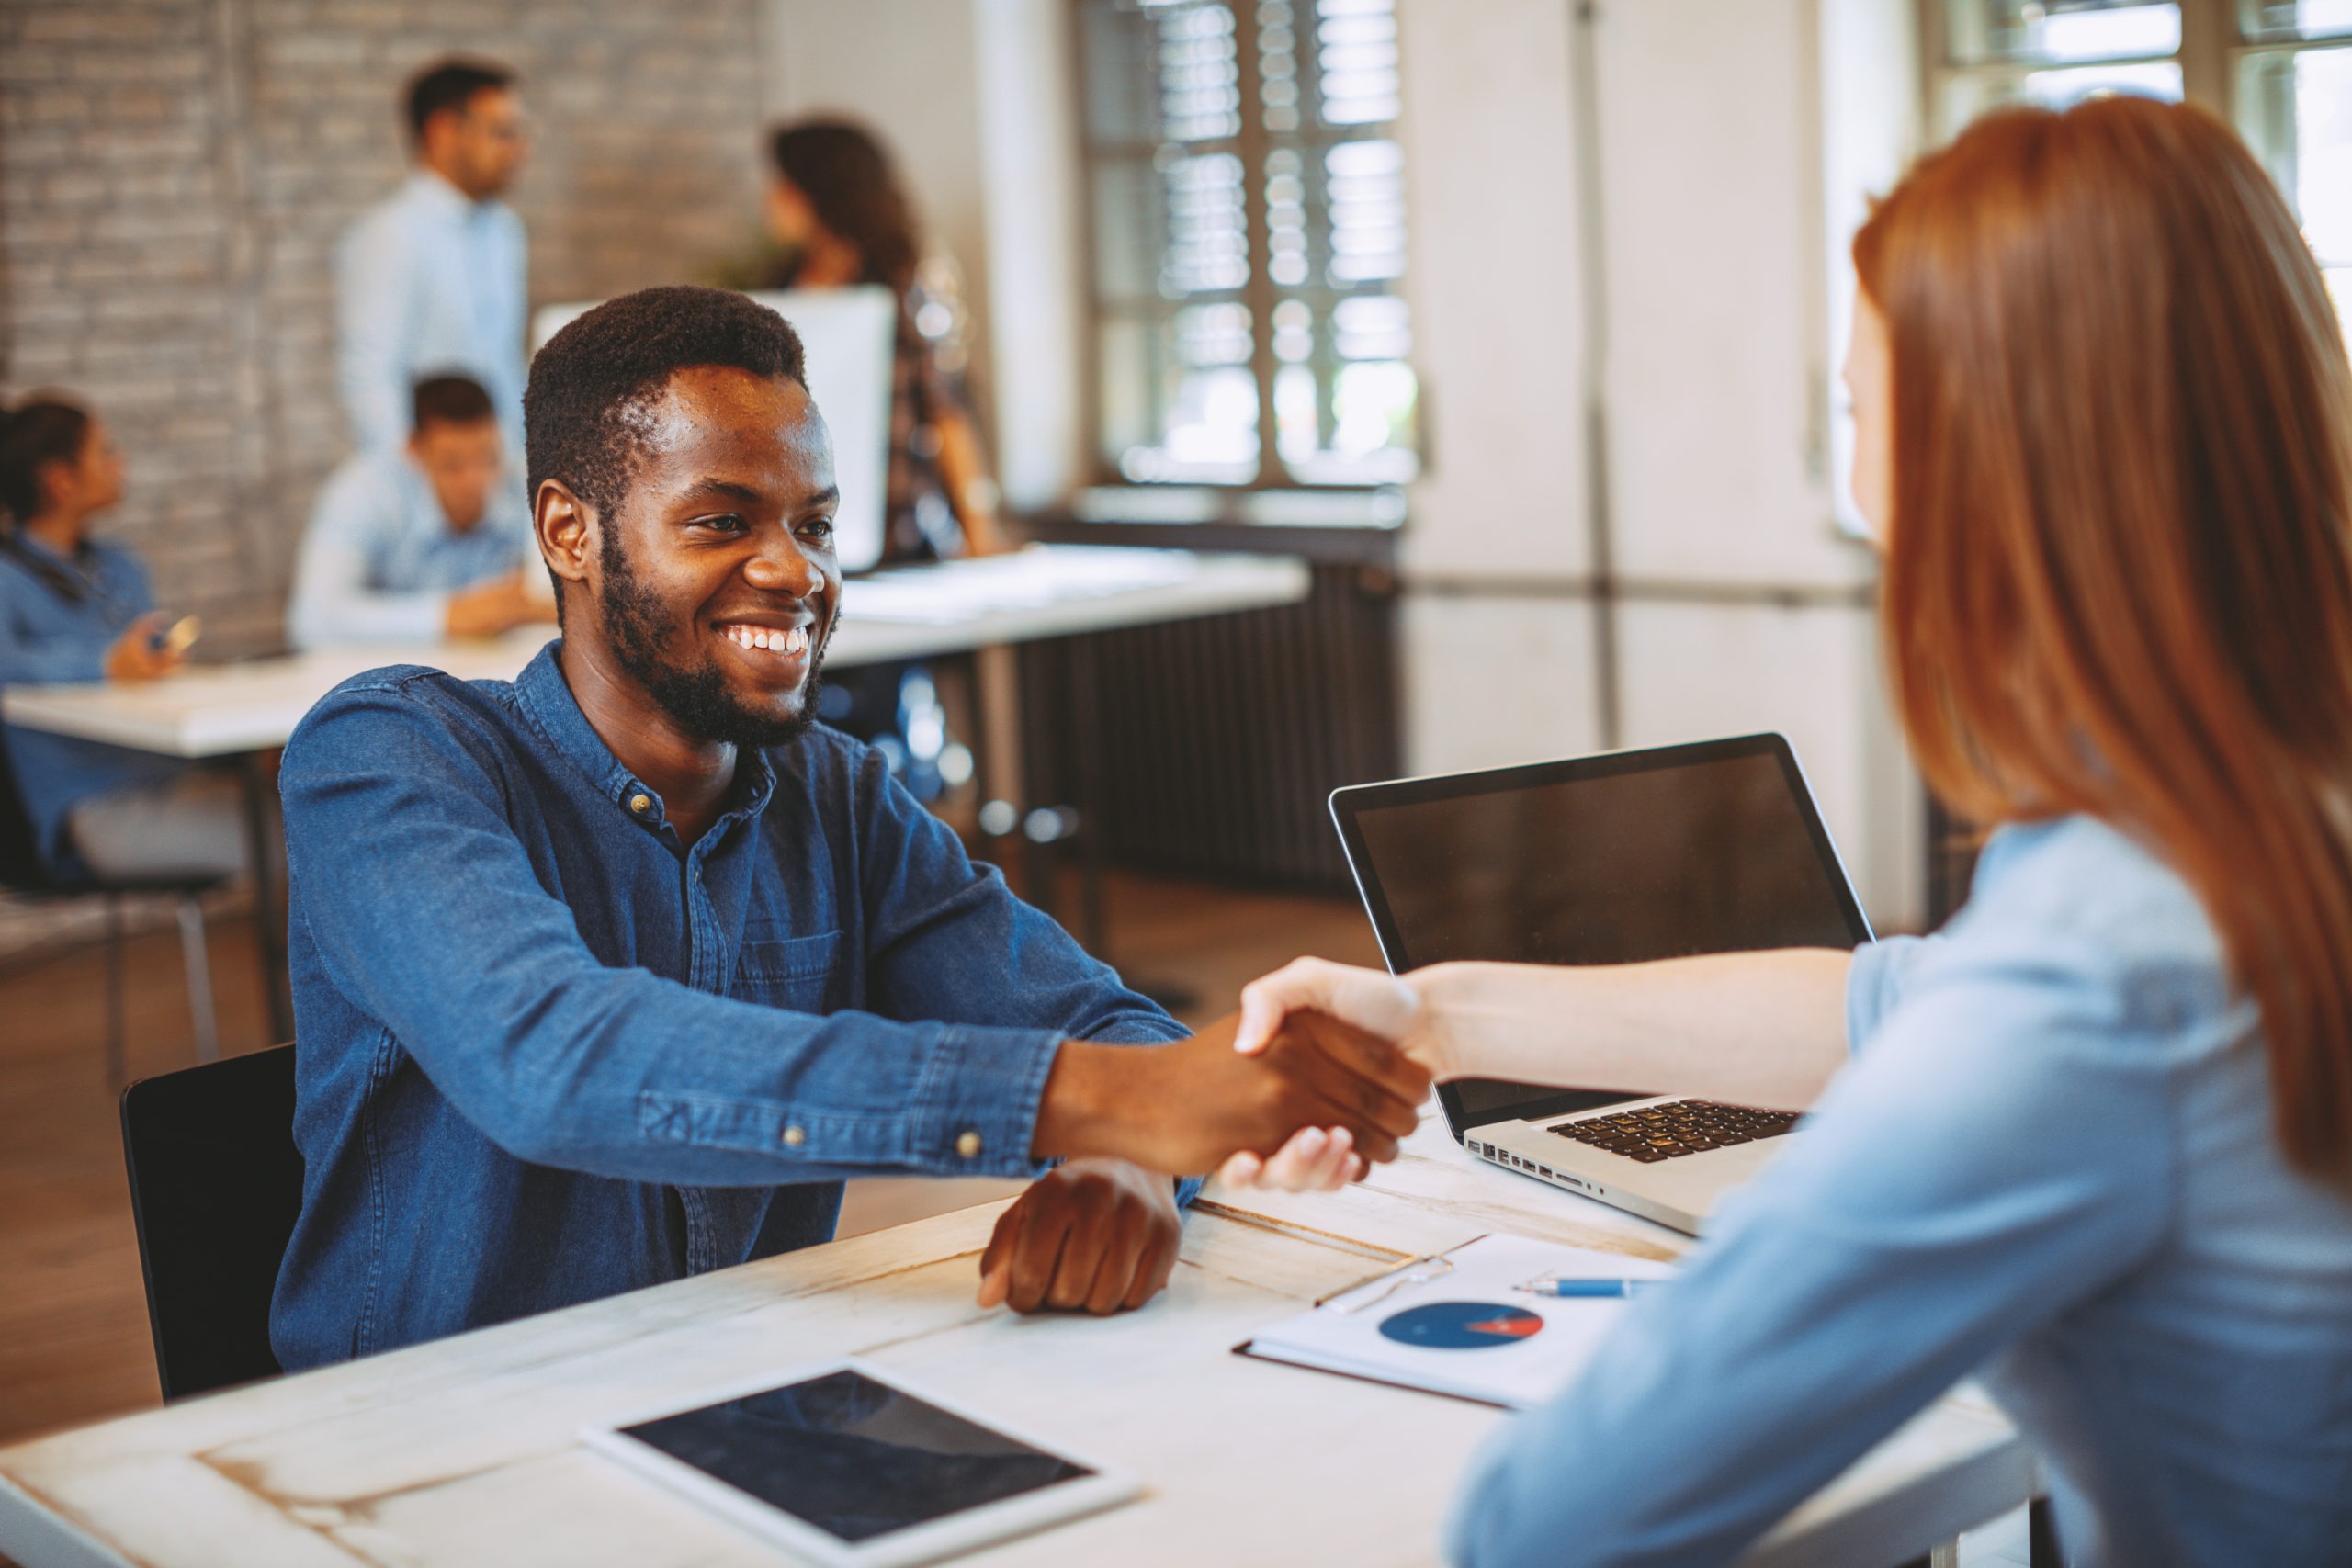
[{"left": 616, "top": 1369, "right": 1094, "bottom": 1544}]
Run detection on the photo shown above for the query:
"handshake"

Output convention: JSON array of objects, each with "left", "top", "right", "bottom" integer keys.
[
  {"left": 1028, "top": 956, "right": 1438, "bottom": 1187},
  {"left": 986, "top": 961, "right": 1429, "bottom": 1315}
]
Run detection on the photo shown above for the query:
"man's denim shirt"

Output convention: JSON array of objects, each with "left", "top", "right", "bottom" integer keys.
[{"left": 270, "top": 642, "right": 1187, "bottom": 1371}]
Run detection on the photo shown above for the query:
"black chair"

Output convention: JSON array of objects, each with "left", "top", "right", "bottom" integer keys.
[
  {"left": 0, "top": 740, "right": 226, "bottom": 1081},
  {"left": 119, "top": 1043, "right": 302, "bottom": 1401}
]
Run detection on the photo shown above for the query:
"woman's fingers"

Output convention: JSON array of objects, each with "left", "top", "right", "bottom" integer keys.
[
  {"left": 1234, "top": 957, "right": 1419, "bottom": 1055},
  {"left": 1216, "top": 1124, "right": 1362, "bottom": 1191}
]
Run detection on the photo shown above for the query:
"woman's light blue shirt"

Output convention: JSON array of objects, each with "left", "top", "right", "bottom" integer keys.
[{"left": 1447, "top": 815, "right": 2352, "bottom": 1568}]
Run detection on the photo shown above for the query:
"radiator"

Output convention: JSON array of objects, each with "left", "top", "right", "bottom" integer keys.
[{"left": 1015, "top": 536, "right": 1401, "bottom": 893}]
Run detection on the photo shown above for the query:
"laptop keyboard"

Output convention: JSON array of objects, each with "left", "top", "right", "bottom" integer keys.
[{"left": 1548, "top": 1101, "right": 1801, "bottom": 1163}]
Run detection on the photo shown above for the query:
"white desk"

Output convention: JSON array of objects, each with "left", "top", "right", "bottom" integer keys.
[
  {"left": 0, "top": 1111, "right": 2030, "bottom": 1568},
  {"left": 0, "top": 545, "right": 1310, "bottom": 1040},
  {"left": 0, "top": 547, "right": 1310, "bottom": 759}
]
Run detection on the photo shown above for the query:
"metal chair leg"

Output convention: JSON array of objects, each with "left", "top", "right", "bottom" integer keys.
[
  {"left": 176, "top": 893, "right": 220, "bottom": 1063},
  {"left": 104, "top": 894, "right": 126, "bottom": 1089}
]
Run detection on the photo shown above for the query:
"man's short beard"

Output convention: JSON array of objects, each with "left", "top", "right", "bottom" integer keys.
[{"left": 595, "top": 525, "right": 824, "bottom": 750}]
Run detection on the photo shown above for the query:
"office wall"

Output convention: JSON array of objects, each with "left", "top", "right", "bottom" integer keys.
[
  {"left": 1385, "top": 0, "right": 1927, "bottom": 928},
  {"left": 0, "top": 0, "right": 767, "bottom": 656}
]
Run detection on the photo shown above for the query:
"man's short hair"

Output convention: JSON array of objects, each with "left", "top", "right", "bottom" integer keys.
[
  {"left": 412, "top": 374, "right": 496, "bottom": 434},
  {"left": 524, "top": 286, "right": 808, "bottom": 520},
  {"left": 404, "top": 58, "right": 514, "bottom": 144}
]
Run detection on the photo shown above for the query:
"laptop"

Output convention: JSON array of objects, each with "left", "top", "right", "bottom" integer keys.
[{"left": 1329, "top": 734, "right": 1872, "bottom": 1235}]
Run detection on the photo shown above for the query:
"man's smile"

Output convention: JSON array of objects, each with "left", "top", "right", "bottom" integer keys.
[{"left": 713, "top": 615, "right": 820, "bottom": 682}]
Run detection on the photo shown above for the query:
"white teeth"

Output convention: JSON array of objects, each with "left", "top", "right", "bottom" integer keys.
[{"left": 724, "top": 624, "right": 808, "bottom": 655}]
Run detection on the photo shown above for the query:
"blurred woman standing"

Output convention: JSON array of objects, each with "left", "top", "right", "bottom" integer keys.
[
  {"left": 0, "top": 396, "right": 243, "bottom": 881},
  {"left": 762, "top": 118, "right": 1003, "bottom": 798},
  {"left": 764, "top": 118, "right": 1006, "bottom": 564}
]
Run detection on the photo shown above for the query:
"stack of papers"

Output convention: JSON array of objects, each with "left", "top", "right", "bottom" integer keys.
[
  {"left": 1238, "top": 1234, "right": 1676, "bottom": 1409},
  {"left": 841, "top": 546, "right": 1202, "bottom": 625}
]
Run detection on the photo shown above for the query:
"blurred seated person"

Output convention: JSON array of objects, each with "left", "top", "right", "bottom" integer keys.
[
  {"left": 763, "top": 119, "right": 1004, "bottom": 796},
  {"left": 287, "top": 374, "right": 553, "bottom": 649},
  {"left": 0, "top": 396, "right": 244, "bottom": 881}
]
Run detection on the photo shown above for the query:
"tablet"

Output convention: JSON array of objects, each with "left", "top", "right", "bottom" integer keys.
[{"left": 582, "top": 1361, "right": 1142, "bottom": 1567}]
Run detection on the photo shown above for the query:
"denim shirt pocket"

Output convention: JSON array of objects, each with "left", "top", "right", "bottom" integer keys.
[{"left": 732, "top": 929, "right": 842, "bottom": 1012}]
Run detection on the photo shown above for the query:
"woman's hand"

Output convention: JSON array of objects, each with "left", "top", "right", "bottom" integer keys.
[
  {"left": 1216, "top": 958, "right": 1439, "bottom": 1192},
  {"left": 105, "top": 613, "right": 185, "bottom": 682}
]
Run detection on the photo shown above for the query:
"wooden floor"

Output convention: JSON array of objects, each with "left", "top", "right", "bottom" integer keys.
[{"left": 0, "top": 869, "right": 1381, "bottom": 1450}]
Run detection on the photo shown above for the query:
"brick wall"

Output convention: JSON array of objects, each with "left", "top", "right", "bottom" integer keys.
[{"left": 0, "top": 0, "right": 768, "bottom": 656}]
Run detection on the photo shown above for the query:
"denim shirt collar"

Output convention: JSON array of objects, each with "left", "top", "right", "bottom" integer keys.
[{"left": 509, "top": 640, "right": 777, "bottom": 838}]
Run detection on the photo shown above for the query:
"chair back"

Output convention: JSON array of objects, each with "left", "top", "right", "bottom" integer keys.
[
  {"left": 0, "top": 734, "right": 53, "bottom": 889},
  {"left": 119, "top": 1043, "right": 302, "bottom": 1400}
]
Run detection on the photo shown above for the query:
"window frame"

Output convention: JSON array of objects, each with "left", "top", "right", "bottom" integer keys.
[{"left": 1069, "top": 0, "right": 1419, "bottom": 495}]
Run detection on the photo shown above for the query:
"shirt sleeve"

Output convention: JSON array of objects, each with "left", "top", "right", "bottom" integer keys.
[
  {"left": 1845, "top": 932, "right": 1939, "bottom": 1055},
  {"left": 840, "top": 739, "right": 1204, "bottom": 1203},
  {"left": 1445, "top": 921, "right": 2176, "bottom": 1568},
  {"left": 286, "top": 462, "right": 451, "bottom": 649},
  {"left": 0, "top": 558, "right": 145, "bottom": 684},
  {"left": 335, "top": 215, "right": 415, "bottom": 454},
  {"left": 281, "top": 679, "right": 1080, "bottom": 1188}
]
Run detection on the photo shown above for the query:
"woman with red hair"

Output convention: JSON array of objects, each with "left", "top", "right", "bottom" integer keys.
[{"left": 1228, "top": 97, "right": 2352, "bottom": 1565}]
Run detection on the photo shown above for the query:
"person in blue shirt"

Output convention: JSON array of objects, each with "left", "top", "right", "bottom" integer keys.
[
  {"left": 1221, "top": 99, "right": 2352, "bottom": 1566},
  {"left": 287, "top": 374, "right": 552, "bottom": 649},
  {"left": 0, "top": 396, "right": 243, "bottom": 881},
  {"left": 269, "top": 285, "right": 1430, "bottom": 1371},
  {"left": 337, "top": 59, "right": 528, "bottom": 454}
]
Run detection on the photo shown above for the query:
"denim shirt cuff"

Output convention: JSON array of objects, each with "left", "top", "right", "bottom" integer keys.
[{"left": 908, "top": 1023, "right": 1066, "bottom": 1179}]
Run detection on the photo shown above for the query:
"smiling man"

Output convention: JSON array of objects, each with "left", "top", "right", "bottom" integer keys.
[{"left": 268, "top": 287, "right": 1427, "bottom": 1370}]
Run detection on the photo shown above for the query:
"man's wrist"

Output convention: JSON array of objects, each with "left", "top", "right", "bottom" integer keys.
[{"left": 1033, "top": 1041, "right": 1130, "bottom": 1165}]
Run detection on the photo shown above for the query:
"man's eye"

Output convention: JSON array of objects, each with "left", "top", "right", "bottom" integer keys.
[
  {"left": 800, "top": 515, "right": 836, "bottom": 542},
  {"left": 695, "top": 514, "right": 748, "bottom": 534}
]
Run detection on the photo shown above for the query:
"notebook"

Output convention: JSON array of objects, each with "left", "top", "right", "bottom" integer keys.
[{"left": 1237, "top": 1234, "right": 1675, "bottom": 1409}]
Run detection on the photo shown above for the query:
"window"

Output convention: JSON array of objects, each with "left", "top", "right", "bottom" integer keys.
[
  {"left": 1925, "top": 0, "right": 2352, "bottom": 354},
  {"left": 1078, "top": 0, "right": 1420, "bottom": 490},
  {"left": 1931, "top": 1, "right": 2188, "bottom": 139},
  {"left": 2237, "top": 3, "right": 2352, "bottom": 342}
]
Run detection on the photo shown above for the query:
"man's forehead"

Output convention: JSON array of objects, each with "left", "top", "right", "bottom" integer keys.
[{"left": 628, "top": 367, "right": 831, "bottom": 486}]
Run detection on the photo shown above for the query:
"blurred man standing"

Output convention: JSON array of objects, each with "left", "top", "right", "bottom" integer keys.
[
  {"left": 288, "top": 376, "right": 552, "bottom": 649},
  {"left": 338, "top": 59, "right": 528, "bottom": 455}
]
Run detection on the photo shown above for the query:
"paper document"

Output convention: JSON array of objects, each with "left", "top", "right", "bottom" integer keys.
[{"left": 1238, "top": 1234, "right": 1676, "bottom": 1409}]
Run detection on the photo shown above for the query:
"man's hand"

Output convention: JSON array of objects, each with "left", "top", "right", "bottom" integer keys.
[
  {"left": 1219, "top": 958, "right": 1434, "bottom": 1192},
  {"left": 445, "top": 573, "right": 554, "bottom": 638},
  {"left": 105, "top": 613, "right": 186, "bottom": 682},
  {"left": 1032, "top": 1011, "right": 1431, "bottom": 1176},
  {"left": 977, "top": 1158, "right": 1181, "bottom": 1314}
]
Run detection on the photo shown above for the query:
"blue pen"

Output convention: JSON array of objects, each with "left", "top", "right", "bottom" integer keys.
[{"left": 1512, "top": 1277, "right": 1668, "bottom": 1298}]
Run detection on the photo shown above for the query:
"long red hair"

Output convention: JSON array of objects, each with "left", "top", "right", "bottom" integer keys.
[{"left": 1856, "top": 96, "right": 2352, "bottom": 1174}]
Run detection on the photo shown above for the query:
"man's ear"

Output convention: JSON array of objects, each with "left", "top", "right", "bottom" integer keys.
[{"left": 536, "top": 479, "right": 595, "bottom": 600}]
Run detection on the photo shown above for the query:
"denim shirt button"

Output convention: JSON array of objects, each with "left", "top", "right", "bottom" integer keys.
[
  {"left": 628, "top": 793, "right": 653, "bottom": 816},
  {"left": 956, "top": 1130, "right": 982, "bottom": 1158},
  {"left": 781, "top": 1124, "right": 807, "bottom": 1147}
]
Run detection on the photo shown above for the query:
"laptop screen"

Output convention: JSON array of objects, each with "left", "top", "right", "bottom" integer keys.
[{"left": 1331, "top": 735, "right": 1871, "bottom": 1129}]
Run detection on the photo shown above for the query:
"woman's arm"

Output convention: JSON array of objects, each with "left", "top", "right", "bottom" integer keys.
[
  {"left": 1218, "top": 951, "right": 1852, "bottom": 1190},
  {"left": 933, "top": 409, "right": 1008, "bottom": 556},
  {"left": 1410, "top": 950, "right": 1853, "bottom": 1110}
]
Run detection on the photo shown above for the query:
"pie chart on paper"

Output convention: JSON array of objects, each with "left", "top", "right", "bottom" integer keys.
[{"left": 1377, "top": 1301, "right": 1546, "bottom": 1350}]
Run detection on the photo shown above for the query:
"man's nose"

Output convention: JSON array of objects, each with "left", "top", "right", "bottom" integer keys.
[{"left": 741, "top": 538, "right": 817, "bottom": 596}]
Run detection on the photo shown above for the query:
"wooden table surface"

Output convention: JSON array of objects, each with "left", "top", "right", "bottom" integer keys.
[{"left": 0, "top": 1112, "right": 2030, "bottom": 1568}]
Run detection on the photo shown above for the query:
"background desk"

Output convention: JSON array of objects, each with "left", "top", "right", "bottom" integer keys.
[
  {"left": 0, "top": 1111, "right": 2030, "bottom": 1568},
  {"left": 0, "top": 547, "right": 1310, "bottom": 1039}
]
